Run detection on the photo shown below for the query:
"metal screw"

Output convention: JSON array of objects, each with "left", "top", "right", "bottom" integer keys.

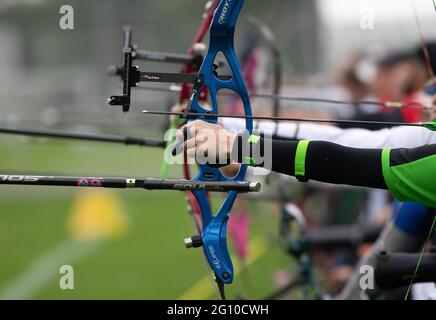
[{"left": 184, "top": 237, "right": 193, "bottom": 248}]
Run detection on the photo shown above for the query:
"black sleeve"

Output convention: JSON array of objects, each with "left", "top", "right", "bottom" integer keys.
[{"left": 235, "top": 136, "right": 388, "bottom": 190}]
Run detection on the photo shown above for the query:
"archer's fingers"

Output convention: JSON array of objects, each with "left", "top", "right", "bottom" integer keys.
[
  {"left": 184, "top": 132, "right": 206, "bottom": 150},
  {"left": 186, "top": 141, "right": 209, "bottom": 159},
  {"left": 177, "top": 120, "right": 209, "bottom": 141},
  {"left": 174, "top": 122, "right": 203, "bottom": 156},
  {"left": 172, "top": 126, "right": 189, "bottom": 156}
]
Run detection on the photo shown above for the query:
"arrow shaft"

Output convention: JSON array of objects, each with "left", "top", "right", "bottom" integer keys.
[
  {"left": 143, "top": 110, "right": 428, "bottom": 129},
  {"left": 0, "top": 127, "right": 166, "bottom": 148},
  {"left": 136, "top": 84, "right": 426, "bottom": 109}
]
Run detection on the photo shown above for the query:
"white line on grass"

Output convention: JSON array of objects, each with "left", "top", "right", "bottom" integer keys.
[{"left": 0, "top": 239, "right": 102, "bottom": 300}]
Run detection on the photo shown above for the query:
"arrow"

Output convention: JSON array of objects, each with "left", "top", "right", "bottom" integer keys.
[
  {"left": 143, "top": 110, "right": 436, "bottom": 131},
  {"left": 136, "top": 85, "right": 429, "bottom": 109}
]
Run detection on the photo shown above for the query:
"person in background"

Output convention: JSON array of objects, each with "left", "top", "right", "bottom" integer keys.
[{"left": 336, "top": 42, "right": 436, "bottom": 130}]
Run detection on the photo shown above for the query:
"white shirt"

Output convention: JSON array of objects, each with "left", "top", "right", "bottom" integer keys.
[{"left": 222, "top": 118, "right": 436, "bottom": 148}]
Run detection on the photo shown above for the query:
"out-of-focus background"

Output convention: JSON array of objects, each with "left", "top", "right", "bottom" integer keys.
[{"left": 0, "top": 0, "right": 435, "bottom": 299}]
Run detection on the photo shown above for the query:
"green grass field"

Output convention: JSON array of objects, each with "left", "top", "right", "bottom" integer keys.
[{"left": 0, "top": 137, "right": 291, "bottom": 299}]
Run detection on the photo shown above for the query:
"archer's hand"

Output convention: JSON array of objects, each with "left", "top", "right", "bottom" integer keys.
[
  {"left": 431, "top": 96, "right": 436, "bottom": 121},
  {"left": 421, "top": 94, "right": 436, "bottom": 121},
  {"left": 177, "top": 120, "right": 237, "bottom": 164},
  {"left": 420, "top": 81, "right": 436, "bottom": 121}
]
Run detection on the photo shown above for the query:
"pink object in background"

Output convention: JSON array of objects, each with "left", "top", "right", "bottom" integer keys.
[{"left": 228, "top": 209, "right": 250, "bottom": 260}]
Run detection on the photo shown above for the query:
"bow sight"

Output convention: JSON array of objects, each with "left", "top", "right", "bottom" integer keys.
[
  {"left": 107, "top": 26, "right": 229, "bottom": 113},
  {"left": 107, "top": 27, "right": 203, "bottom": 112}
]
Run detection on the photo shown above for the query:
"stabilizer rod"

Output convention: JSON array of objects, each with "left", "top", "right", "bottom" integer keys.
[
  {"left": 0, "top": 174, "right": 261, "bottom": 192},
  {"left": 375, "top": 251, "right": 436, "bottom": 289},
  {"left": 0, "top": 127, "right": 166, "bottom": 148}
]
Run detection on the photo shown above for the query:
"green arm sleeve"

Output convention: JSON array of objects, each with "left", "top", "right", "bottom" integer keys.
[{"left": 382, "top": 148, "right": 436, "bottom": 208}]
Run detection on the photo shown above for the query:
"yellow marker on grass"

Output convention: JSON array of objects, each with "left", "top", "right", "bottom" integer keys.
[{"left": 68, "top": 190, "right": 129, "bottom": 241}]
